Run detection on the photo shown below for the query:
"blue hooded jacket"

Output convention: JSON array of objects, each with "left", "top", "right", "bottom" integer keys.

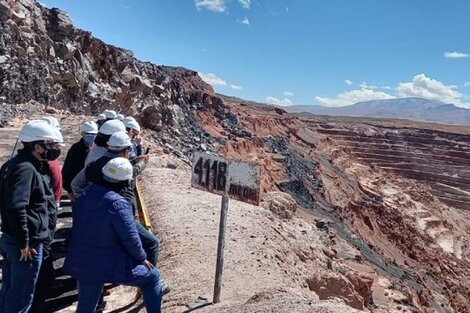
[{"left": 64, "top": 183, "right": 148, "bottom": 284}]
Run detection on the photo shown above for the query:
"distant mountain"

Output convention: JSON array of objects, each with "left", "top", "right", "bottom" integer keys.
[{"left": 286, "top": 98, "right": 470, "bottom": 125}]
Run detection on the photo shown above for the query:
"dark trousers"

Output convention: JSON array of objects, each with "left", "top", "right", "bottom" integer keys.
[
  {"left": 30, "top": 227, "right": 56, "bottom": 313},
  {"left": 0, "top": 234, "right": 43, "bottom": 313},
  {"left": 136, "top": 222, "right": 159, "bottom": 265},
  {"left": 77, "top": 268, "right": 162, "bottom": 313},
  {"left": 29, "top": 256, "right": 55, "bottom": 313}
]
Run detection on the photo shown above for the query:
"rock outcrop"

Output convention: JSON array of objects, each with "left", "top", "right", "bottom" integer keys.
[
  {"left": 217, "top": 99, "right": 470, "bottom": 312},
  {"left": 0, "top": 0, "right": 222, "bottom": 144}
]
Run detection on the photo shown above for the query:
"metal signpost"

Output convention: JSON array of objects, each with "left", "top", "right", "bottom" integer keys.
[{"left": 191, "top": 152, "right": 261, "bottom": 304}]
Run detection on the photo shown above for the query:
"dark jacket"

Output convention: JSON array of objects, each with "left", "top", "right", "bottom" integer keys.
[
  {"left": 61, "top": 138, "right": 89, "bottom": 193},
  {"left": 63, "top": 184, "right": 147, "bottom": 284},
  {"left": 0, "top": 149, "right": 55, "bottom": 248},
  {"left": 85, "top": 152, "right": 146, "bottom": 214}
]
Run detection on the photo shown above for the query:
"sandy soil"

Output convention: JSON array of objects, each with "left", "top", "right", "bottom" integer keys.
[{"left": 138, "top": 155, "right": 409, "bottom": 313}]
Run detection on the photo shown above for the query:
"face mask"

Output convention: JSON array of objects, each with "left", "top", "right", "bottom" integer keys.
[
  {"left": 40, "top": 148, "right": 61, "bottom": 161},
  {"left": 83, "top": 134, "right": 96, "bottom": 146}
]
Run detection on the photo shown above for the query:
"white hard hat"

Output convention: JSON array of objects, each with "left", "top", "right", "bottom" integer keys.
[
  {"left": 97, "top": 113, "right": 106, "bottom": 121},
  {"left": 102, "top": 157, "right": 133, "bottom": 181},
  {"left": 80, "top": 121, "right": 99, "bottom": 134},
  {"left": 53, "top": 128, "right": 66, "bottom": 146},
  {"left": 41, "top": 116, "right": 61, "bottom": 129},
  {"left": 19, "top": 120, "right": 61, "bottom": 143},
  {"left": 107, "top": 131, "right": 132, "bottom": 151},
  {"left": 116, "top": 114, "right": 125, "bottom": 121},
  {"left": 124, "top": 119, "right": 141, "bottom": 132},
  {"left": 103, "top": 109, "right": 117, "bottom": 119},
  {"left": 99, "top": 120, "right": 126, "bottom": 135},
  {"left": 123, "top": 116, "right": 136, "bottom": 124}
]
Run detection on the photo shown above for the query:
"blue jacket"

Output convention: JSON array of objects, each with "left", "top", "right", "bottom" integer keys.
[{"left": 64, "top": 184, "right": 148, "bottom": 284}]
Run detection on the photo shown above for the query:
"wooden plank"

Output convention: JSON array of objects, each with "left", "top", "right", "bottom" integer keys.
[{"left": 213, "top": 194, "right": 229, "bottom": 304}]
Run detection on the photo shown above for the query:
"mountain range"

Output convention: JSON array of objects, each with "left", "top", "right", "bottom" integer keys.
[{"left": 286, "top": 98, "right": 470, "bottom": 125}]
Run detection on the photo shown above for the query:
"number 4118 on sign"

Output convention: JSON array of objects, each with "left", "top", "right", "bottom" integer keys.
[{"left": 191, "top": 152, "right": 261, "bottom": 205}]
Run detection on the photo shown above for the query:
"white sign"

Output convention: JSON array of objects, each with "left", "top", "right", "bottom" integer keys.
[{"left": 191, "top": 152, "right": 261, "bottom": 205}]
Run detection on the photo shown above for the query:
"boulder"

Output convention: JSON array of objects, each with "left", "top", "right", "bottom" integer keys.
[
  {"left": 47, "top": 8, "right": 73, "bottom": 41},
  {"left": 11, "top": 10, "right": 26, "bottom": 24},
  {"left": 55, "top": 42, "right": 76, "bottom": 60},
  {"left": 261, "top": 192, "right": 298, "bottom": 219},
  {"left": 154, "top": 84, "right": 165, "bottom": 94},
  {"left": 61, "top": 72, "right": 79, "bottom": 89},
  {"left": 121, "top": 65, "right": 136, "bottom": 83},
  {"left": 130, "top": 75, "right": 152, "bottom": 94},
  {"left": 306, "top": 272, "right": 370, "bottom": 310},
  {"left": 0, "top": 0, "right": 9, "bottom": 21}
]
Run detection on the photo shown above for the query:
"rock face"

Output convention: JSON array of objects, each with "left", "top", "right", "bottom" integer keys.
[
  {"left": 306, "top": 272, "right": 373, "bottom": 310},
  {"left": 0, "top": 0, "right": 221, "bottom": 127},
  {"left": 216, "top": 99, "right": 470, "bottom": 312}
]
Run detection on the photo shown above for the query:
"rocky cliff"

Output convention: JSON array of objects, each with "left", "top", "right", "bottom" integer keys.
[
  {"left": 216, "top": 96, "right": 470, "bottom": 312},
  {"left": 0, "top": 0, "right": 222, "bottom": 133}
]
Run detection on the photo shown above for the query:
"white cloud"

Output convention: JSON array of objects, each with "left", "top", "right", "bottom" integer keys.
[
  {"left": 464, "top": 82, "right": 470, "bottom": 87},
  {"left": 315, "top": 88, "right": 395, "bottom": 107},
  {"left": 238, "top": 0, "right": 251, "bottom": 9},
  {"left": 359, "top": 81, "right": 377, "bottom": 90},
  {"left": 397, "top": 73, "right": 470, "bottom": 108},
  {"left": 283, "top": 91, "right": 294, "bottom": 97},
  {"left": 444, "top": 51, "right": 470, "bottom": 59},
  {"left": 199, "top": 72, "right": 243, "bottom": 91},
  {"left": 237, "top": 17, "right": 250, "bottom": 26},
  {"left": 198, "top": 72, "right": 227, "bottom": 87},
  {"left": 195, "top": 0, "right": 226, "bottom": 13},
  {"left": 345, "top": 79, "right": 353, "bottom": 85},
  {"left": 266, "top": 96, "right": 293, "bottom": 107}
]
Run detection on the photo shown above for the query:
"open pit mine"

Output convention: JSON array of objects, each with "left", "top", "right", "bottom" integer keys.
[{"left": 1, "top": 0, "right": 469, "bottom": 312}]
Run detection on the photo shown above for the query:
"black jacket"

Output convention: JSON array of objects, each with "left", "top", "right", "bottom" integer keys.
[
  {"left": 62, "top": 138, "right": 89, "bottom": 193},
  {"left": 0, "top": 150, "right": 56, "bottom": 248}
]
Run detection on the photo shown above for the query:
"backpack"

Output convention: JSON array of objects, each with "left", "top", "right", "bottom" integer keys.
[{"left": 0, "top": 159, "right": 12, "bottom": 217}]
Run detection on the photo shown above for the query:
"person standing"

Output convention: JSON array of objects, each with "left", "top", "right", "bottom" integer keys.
[
  {"left": 62, "top": 121, "right": 98, "bottom": 202},
  {"left": 70, "top": 119, "right": 126, "bottom": 198},
  {"left": 29, "top": 117, "right": 65, "bottom": 313},
  {"left": 0, "top": 120, "right": 62, "bottom": 313},
  {"left": 96, "top": 113, "right": 106, "bottom": 128},
  {"left": 64, "top": 158, "right": 162, "bottom": 313},
  {"left": 40, "top": 116, "right": 64, "bottom": 206},
  {"left": 124, "top": 119, "right": 145, "bottom": 160}
]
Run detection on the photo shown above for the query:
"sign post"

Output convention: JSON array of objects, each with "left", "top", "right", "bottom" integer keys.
[
  {"left": 213, "top": 194, "right": 229, "bottom": 303},
  {"left": 191, "top": 152, "right": 261, "bottom": 304}
]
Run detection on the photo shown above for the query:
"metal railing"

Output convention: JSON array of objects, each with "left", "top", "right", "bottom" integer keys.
[{"left": 135, "top": 180, "right": 152, "bottom": 231}]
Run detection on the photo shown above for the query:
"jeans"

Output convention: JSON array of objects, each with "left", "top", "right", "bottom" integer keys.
[
  {"left": 30, "top": 255, "right": 55, "bottom": 313},
  {"left": 136, "top": 222, "right": 160, "bottom": 266},
  {"left": 0, "top": 234, "right": 43, "bottom": 313},
  {"left": 76, "top": 268, "right": 162, "bottom": 313}
]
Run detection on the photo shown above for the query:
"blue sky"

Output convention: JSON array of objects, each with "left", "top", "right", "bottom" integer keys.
[{"left": 40, "top": 0, "right": 470, "bottom": 108}]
